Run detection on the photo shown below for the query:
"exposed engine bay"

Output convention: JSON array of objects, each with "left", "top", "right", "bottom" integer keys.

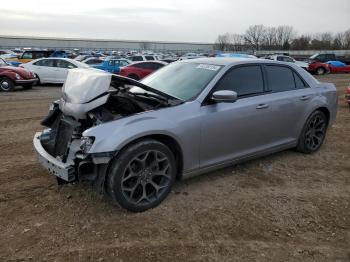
[{"left": 37, "top": 69, "right": 181, "bottom": 183}]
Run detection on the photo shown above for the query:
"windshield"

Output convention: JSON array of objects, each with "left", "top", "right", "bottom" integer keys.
[
  {"left": 309, "top": 54, "right": 319, "bottom": 59},
  {"left": 0, "top": 58, "right": 8, "bottom": 66},
  {"left": 135, "top": 62, "right": 222, "bottom": 101}
]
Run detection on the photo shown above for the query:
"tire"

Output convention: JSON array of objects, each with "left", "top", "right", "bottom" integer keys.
[
  {"left": 316, "top": 67, "right": 326, "bottom": 75},
  {"left": 297, "top": 110, "right": 328, "bottom": 154},
  {"left": 34, "top": 74, "right": 41, "bottom": 86},
  {"left": 107, "top": 139, "right": 177, "bottom": 212},
  {"left": 0, "top": 77, "right": 15, "bottom": 92},
  {"left": 127, "top": 74, "right": 140, "bottom": 80}
]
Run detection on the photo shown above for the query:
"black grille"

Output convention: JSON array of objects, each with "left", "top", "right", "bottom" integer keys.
[{"left": 54, "top": 118, "right": 75, "bottom": 160}]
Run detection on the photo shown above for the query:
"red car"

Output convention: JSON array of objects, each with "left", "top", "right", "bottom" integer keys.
[
  {"left": 329, "top": 65, "right": 350, "bottom": 74},
  {"left": 307, "top": 61, "right": 330, "bottom": 75},
  {"left": 0, "top": 58, "right": 37, "bottom": 92},
  {"left": 346, "top": 85, "right": 350, "bottom": 107},
  {"left": 119, "top": 61, "right": 168, "bottom": 80}
]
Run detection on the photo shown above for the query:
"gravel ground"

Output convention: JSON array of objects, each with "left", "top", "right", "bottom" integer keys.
[{"left": 0, "top": 75, "right": 349, "bottom": 262}]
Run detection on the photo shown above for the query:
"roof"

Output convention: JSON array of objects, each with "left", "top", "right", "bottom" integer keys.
[{"left": 180, "top": 57, "right": 262, "bottom": 66}]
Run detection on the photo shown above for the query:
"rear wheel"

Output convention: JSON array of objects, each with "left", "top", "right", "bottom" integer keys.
[
  {"left": 297, "top": 110, "right": 328, "bottom": 154},
  {"left": 0, "top": 77, "right": 15, "bottom": 92},
  {"left": 107, "top": 139, "right": 177, "bottom": 212},
  {"left": 316, "top": 67, "right": 326, "bottom": 75}
]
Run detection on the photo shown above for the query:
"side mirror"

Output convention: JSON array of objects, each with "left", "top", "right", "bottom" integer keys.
[
  {"left": 68, "top": 65, "right": 75, "bottom": 69},
  {"left": 211, "top": 90, "right": 238, "bottom": 103}
]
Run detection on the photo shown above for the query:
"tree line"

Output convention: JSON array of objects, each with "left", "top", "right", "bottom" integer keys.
[{"left": 214, "top": 25, "right": 350, "bottom": 51}]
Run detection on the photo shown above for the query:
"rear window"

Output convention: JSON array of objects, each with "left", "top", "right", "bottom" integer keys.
[
  {"left": 266, "top": 66, "right": 296, "bottom": 92},
  {"left": 145, "top": 56, "right": 155, "bottom": 60},
  {"left": 132, "top": 56, "right": 143, "bottom": 61}
]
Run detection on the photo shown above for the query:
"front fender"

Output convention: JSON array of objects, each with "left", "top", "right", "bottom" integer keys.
[{"left": 84, "top": 115, "right": 182, "bottom": 154}]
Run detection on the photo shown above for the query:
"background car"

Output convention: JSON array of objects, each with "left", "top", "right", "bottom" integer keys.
[
  {"left": 129, "top": 55, "right": 159, "bottom": 62},
  {"left": 82, "top": 57, "right": 104, "bottom": 65},
  {"left": 307, "top": 61, "right": 330, "bottom": 75},
  {"left": 267, "top": 54, "right": 309, "bottom": 70},
  {"left": 18, "top": 50, "right": 54, "bottom": 63},
  {"left": 21, "top": 58, "right": 90, "bottom": 84},
  {"left": 91, "top": 58, "right": 131, "bottom": 74},
  {"left": 119, "top": 61, "right": 168, "bottom": 80},
  {"left": 0, "top": 58, "right": 37, "bottom": 91}
]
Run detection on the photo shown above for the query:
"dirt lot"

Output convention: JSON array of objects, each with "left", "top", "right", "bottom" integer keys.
[{"left": 0, "top": 74, "right": 349, "bottom": 262}]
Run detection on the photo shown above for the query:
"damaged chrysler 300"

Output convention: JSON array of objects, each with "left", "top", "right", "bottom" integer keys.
[{"left": 34, "top": 58, "right": 338, "bottom": 212}]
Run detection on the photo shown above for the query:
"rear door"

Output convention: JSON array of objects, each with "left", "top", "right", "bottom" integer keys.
[
  {"left": 54, "top": 60, "right": 76, "bottom": 83},
  {"left": 263, "top": 64, "right": 314, "bottom": 141}
]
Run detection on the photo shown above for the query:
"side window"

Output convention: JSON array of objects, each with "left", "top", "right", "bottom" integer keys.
[
  {"left": 145, "top": 56, "right": 154, "bottom": 60},
  {"left": 109, "top": 60, "right": 115, "bottom": 66},
  {"left": 216, "top": 65, "right": 264, "bottom": 97},
  {"left": 294, "top": 72, "right": 307, "bottom": 89},
  {"left": 276, "top": 56, "right": 283, "bottom": 61},
  {"left": 120, "top": 61, "right": 129, "bottom": 67},
  {"left": 22, "top": 52, "right": 33, "bottom": 59},
  {"left": 266, "top": 65, "right": 295, "bottom": 92},
  {"left": 55, "top": 60, "right": 76, "bottom": 69},
  {"left": 34, "top": 59, "right": 55, "bottom": 67},
  {"left": 132, "top": 56, "right": 143, "bottom": 61},
  {"left": 151, "top": 63, "right": 164, "bottom": 70}
]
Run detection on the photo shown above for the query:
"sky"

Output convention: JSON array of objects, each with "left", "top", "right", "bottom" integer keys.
[{"left": 0, "top": 0, "right": 349, "bottom": 43}]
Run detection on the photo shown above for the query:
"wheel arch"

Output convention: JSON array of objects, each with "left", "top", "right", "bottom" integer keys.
[
  {"left": 315, "top": 106, "right": 330, "bottom": 125},
  {"left": 113, "top": 134, "right": 184, "bottom": 179}
]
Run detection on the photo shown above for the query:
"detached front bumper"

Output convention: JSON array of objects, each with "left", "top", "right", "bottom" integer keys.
[{"left": 33, "top": 132, "right": 75, "bottom": 182}]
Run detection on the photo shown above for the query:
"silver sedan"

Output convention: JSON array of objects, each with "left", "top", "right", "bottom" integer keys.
[{"left": 33, "top": 58, "right": 338, "bottom": 212}]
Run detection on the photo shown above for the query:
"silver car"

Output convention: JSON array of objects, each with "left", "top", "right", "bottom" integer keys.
[{"left": 33, "top": 58, "right": 338, "bottom": 212}]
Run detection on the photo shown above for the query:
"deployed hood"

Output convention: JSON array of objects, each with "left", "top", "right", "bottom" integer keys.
[
  {"left": 59, "top": 68, "right": 178, "bottom": 120},
  {"left": 62, "top": 68, "right": 112, "bottom": 104}
]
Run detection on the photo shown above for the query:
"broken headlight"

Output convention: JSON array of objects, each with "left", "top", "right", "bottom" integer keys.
[{"left": 80, "top": 136, "right": 95, "bottom": 154}]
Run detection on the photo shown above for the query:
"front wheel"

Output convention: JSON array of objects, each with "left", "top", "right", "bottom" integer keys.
[
  {"left": 107, "top": 139, "right": 177, "bottom": 212},
  {"left": 297, "top": 110, "right": 328, "bottom": 154},
  {"left": 0, "top": 77, "right": 15, "bottom": 92}
]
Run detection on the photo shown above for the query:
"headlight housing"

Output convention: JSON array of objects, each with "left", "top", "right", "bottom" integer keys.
[
  {"left": 80, "top": 136, "right": 95, "bottom": 154},
  {"left": 15, "top": 73, "right": 21, "bottom": 80}
]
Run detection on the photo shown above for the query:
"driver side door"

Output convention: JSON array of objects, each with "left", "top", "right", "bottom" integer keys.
[{"left": 199, "top": 65, "right": 274, "bottom": 168}]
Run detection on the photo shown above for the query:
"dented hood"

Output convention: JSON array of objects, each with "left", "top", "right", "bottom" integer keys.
[{"left": 62, "top": 68, "right": 112, "bottom": 104}]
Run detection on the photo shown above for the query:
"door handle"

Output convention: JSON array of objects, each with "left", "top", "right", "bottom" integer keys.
[
  {"left": 256, "top": 104, "right": 269, "bottom": 109},
  {"left": 300, "top": 95, "right": 310, "bottom": 101}
]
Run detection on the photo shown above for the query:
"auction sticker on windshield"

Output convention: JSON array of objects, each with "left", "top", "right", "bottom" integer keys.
[{"left": 196, "top": 64, "right": 221, "bottom": 71}]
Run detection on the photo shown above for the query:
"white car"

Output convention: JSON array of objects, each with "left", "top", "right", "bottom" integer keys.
[
  {"left": 129, "top": 55, "right": 159, "bottom": 62},
  {"left": 21, "top": 58, "right": 90, "bottom": 84},
  {"left": 268, "top": 55, "right": 309, "bottom": 70}
]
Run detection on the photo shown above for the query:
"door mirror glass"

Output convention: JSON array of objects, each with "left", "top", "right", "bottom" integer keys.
[{"left": 211, "top": 90, "right": 238, "bottom": 103}]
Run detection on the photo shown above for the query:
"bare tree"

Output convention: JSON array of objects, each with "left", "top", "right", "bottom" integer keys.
[
  {"left": 230, "top": 34, "right": 244, "bottom": 51},
  {"left": 214, "top": 33, "right": 231, "bottom": 51},
  {"left": 244, "top": 25, "right": 266, "bottom": 50},
  {"left": 263, "top": 27, "right": 278, "bottom": 49},
  {"left": 275, "top": 25, "right": 295, "bottom": 49}
]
